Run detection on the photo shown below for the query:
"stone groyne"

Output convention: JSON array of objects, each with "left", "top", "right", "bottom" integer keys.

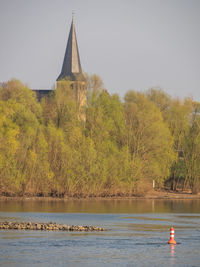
[{"left": 0, "top": 222, "right": 105, "bottom": 231}]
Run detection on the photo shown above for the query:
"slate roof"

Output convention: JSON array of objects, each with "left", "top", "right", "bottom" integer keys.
[{"left": 57, "top": 18, "right": 82, "bottom": 81}]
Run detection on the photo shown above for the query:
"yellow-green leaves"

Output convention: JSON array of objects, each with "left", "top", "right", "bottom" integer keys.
[
  {"left": 1, "top": 79, "right": 200, "bottom": 196},
  {"left": 124, "top": 91, "right": 175, "bottom": 188}
]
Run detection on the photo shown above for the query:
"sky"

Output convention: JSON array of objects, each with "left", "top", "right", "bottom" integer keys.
[{"left": 0, "top": 0, "right": 200, "bottom": 100}]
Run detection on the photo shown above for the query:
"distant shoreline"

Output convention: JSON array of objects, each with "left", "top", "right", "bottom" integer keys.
[{"left": 0, "top": 190, "right": 200, "bottom": 201}]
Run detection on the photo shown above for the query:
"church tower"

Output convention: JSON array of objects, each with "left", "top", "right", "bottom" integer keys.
[{"left": 57, "top": 17, "right": 86, "bottom": 121}]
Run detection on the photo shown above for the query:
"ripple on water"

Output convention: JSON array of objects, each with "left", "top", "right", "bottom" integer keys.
[
  {"left": 118, "top": 223, "right": 197, "bottom": 231},
  {"left": 0, "top": 201, "right": 200, "bottom": 267}
]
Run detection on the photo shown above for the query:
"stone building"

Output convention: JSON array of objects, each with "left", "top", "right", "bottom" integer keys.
[{"left": 34, "top": 17, "right": 86, "bottom": 120}]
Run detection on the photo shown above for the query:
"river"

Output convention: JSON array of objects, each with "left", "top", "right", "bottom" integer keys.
[{"left": 0, "top": 199, "right": 200, "bottom": 266}]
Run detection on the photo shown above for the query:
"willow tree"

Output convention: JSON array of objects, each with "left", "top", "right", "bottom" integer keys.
[
  {"left": 124, "top": 91, "right": 175, "bottom": 192},
  {"left": 164, "top": 98, "right": 193, "bottom": 190},
  {"left": 86, "top": 90, "right": 130, "bottom": 195},
  {"left": 0, "top": 101, "right": 19, "bottom": 195},
  {"left": 0, "top": 80, "right": 52, "bottom": 196},
  {"left": 182, "top": 102, "right": 200, "bottom": 193},
  {"left": 147, "top": 89, "right": 195, "bottom": 191}
]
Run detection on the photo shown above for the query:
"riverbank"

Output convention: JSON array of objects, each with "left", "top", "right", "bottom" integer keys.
[{"left": 0, "top": 189, "right": 199, "bottom": 200}]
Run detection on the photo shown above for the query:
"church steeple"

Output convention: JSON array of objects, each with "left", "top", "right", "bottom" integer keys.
[
  {"left": 56, "top": 16, "right": 86, "bottom": 121},
  {"left": 57, "top": 17, "right": 82, "bottom": 81}
]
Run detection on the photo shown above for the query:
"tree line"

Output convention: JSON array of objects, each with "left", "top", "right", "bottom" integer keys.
[{"left": 0, "top": 77, "right": 199, "bottom": 197}]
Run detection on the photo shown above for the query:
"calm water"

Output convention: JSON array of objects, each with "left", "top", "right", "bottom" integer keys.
[{"left": 0, "top": 199, "right": 200, "bottom": 267}]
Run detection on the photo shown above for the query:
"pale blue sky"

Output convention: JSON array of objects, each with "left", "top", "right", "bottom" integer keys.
[{"left": 0, "top": 0, "right": 200, "bottom": 100}]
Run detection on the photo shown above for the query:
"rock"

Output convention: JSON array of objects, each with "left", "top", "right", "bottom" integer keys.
[
  {"left": 36, "top": 224, "right": 41, "bottom": 230},
  {"left": 0, "top": 221, "right": 105, "bottom": 232}
]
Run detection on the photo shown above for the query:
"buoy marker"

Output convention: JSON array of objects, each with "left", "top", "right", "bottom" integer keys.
[{"left": 168, "top": 227, "right": 177, "bottom": 244}]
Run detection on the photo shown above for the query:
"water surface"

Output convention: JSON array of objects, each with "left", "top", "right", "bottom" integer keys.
[{"left": 0, "top": 199, "right": 199, "bottom": 266}]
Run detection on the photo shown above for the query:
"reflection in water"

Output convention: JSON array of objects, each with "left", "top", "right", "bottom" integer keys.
[
  {"left": 0, "top": 199, "right": 200, "bottom": 213},
  {"left": 152, "top": 199, "right": 155, "bottom": 212},
  {"left": 170, "top": 244, "right": 175, "bottom": 265}
]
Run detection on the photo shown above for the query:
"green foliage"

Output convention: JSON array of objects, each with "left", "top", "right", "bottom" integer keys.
[
  {"left": 0, "top": 101, "right": 19, "bottom": 194},
  {"left": 182, "top": 102, "right": 200, "bottom": 193},
  {"left": 124, "top": 91, "right": 175, "bottom": 189},
  {"left": 0, "top": 78, "right": 199, "bottom": 196}
]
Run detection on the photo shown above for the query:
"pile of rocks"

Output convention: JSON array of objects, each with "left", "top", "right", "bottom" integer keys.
[{"left": 0, "top": 221, "right": 105, "bottom": 231}]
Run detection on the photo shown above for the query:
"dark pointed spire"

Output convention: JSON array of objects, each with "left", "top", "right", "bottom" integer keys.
[{"left": 57, "top": 17, "right": 82, "bottom": 81}]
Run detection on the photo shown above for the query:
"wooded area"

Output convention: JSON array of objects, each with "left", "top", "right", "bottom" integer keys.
[{"left": 0, "top": 77, "right": 200, "bottom": 197}]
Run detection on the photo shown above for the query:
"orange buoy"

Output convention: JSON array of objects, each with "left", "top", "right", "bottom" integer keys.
[{"left": 168, "top": 227, "right": 177, "bottom": 244}]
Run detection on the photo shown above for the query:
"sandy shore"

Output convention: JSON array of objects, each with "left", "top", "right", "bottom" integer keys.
[{"left": 143, "top": 189, "right": 200, "bottom": 199}]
